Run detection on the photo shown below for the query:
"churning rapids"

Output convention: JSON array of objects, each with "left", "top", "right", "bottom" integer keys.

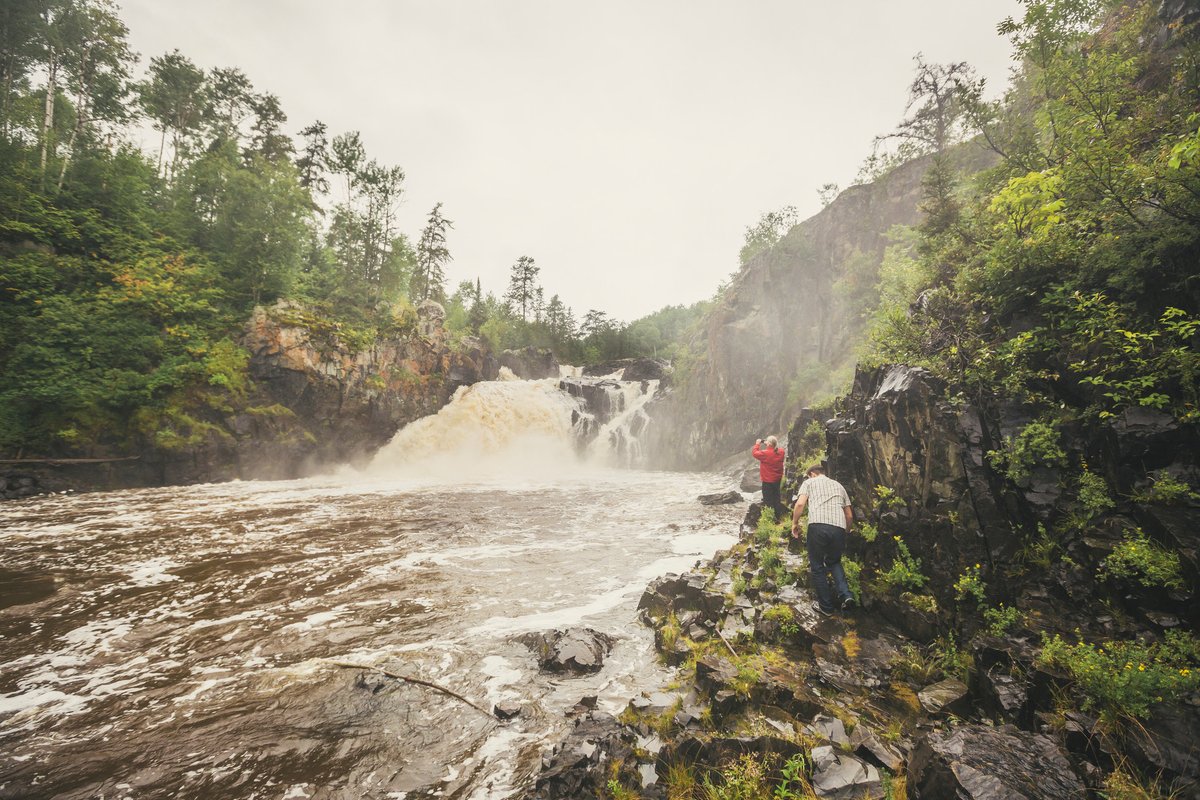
[{"left": 0, "top": 374, "right": 742, "bottom": 799}]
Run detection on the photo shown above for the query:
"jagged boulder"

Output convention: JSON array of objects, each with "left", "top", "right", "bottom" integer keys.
[
  {"left": 519, "top": 628, "right": 616, "bottom": 674},
  {"left": 699, "top": 491, "right": 744, "bottom": 505},
  {"left": 529, "top": 711, "right": 639, "bottom": 799},
  {"left": 811, "top": 744, "right": 882, "bottom": 799},
  {"left": 908, "top": 724, "right": 1086, "bottom": 800}
]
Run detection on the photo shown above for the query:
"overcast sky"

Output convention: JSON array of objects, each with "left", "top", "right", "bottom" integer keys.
[{"left": 119, "top": 1, "right": 1023, "bottom": 322}]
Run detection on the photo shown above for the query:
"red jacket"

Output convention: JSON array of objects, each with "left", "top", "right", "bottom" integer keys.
[{"left": 752, "top": 443, "right": 785, "bottom": 483}]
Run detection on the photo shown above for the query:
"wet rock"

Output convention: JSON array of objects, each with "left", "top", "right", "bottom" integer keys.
[
  {"left": 695, "top": 655, "right": 739, "bottom": 694},
  {"left": 699, "top": 490, "right": 743, "bottom": 505},
  {"left": 583, "top": 357, "right": 671, "bottom": 382},
  {"left": 909, "top": 724, "right": 1086, "bottom": 800},
  {"left": 978, "top": 665, "right": 1029, "bottom": 725},
  {"left": 740, "top": 467, "right": 763, "bottom": 493},
  {"left": 918, "top": 677, "right": 970, "bottom": 716},
  {"left": 499, "top": 346, "right": 559, "bottom": 379},
  {"left": 1125, "top": 702, "right": 1200, "bottom": 791},
  {"left": 530, "top": 710, "right": 637, "bottom": 800},
  {"left": 519, "top": 628, "right": 616, "bottom": 674},
  {"left": 806, "top": 714, "right": 851, "bottom": 747},
  {"left": 849, "top": 726, "right": 904, "bottom": 772},
  {"left": 493, "top": 701, "right": 522, "bottom": 720},
  {"left": 631, "top": 692, "right": 679, "bottom": 715},
  {"left": 811, "top": 744, "right": 882, "bottom": 799}
]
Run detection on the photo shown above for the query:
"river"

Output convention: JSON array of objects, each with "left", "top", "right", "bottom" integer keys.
[{"left": 0, "top": 376, "right": 743, "bottom": 799}]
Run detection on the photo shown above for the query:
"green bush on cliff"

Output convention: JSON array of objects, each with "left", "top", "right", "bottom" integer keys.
[
  {"left": 878, "top": 536, "right": 928, "bottom": 592},
  {"left": 1039, "top": 631, "right": 1200, "bottom": 721},
  {"left": 1130, "top": 471, "right": 1200, "bottom": 506},
  {"left": 987, "top": 420, "right": 1067, "bottom": 484},
  {"left": 1099, "top": 529, "right": 1185, "bottom": 591}
]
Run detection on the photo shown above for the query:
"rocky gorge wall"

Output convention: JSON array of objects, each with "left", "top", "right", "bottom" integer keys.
[
  {"left": 643, "top": 146, "right": 996, "bottom": 471},
  {"left": 1, "top": 300, "right": 499, "bottom": 496}
]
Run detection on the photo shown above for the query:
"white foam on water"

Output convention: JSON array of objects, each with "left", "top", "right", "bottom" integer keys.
[{"left": 126, "top": 557, "right": 182, "bottom": 587}]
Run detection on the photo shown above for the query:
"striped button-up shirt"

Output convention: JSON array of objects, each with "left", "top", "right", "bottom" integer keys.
[{"left": 798, "top": 474, "right": 851, "bottom": 529}]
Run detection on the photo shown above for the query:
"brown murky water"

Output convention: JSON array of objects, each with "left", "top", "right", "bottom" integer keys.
[{"left": 0, "top": 379, "right": 741, "bottom": 799}]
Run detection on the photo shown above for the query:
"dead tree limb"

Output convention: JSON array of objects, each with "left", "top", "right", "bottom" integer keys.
[{"left": 323, "top": 659, "right": 496, "bottom": 719}]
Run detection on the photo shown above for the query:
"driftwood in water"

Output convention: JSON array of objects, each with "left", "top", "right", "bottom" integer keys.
[{"left": 323, "top": 659, "right": 496, "bottom": 719}]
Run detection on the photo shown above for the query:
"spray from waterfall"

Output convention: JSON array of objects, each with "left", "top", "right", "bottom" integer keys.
[{"left": 366, "top": 368, "right": 661, "bottom": 481}]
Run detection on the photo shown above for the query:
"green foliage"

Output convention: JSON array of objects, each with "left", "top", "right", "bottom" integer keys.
[
  {"left": 739, "top": 206, "right": 799, "bottom": 265},
  {"left": 953, "top": 563, "right": 986, "bottom": 604},
  {"left": 873, "top": 485, "right": 905, "bottom": 511},
  {"left": 878, "top": 536, "right": 928, "bottom": 592},
  {"left": 1130, "top": 471, "right": 1200, "bottom": 505},
  {"left": 698, "top": 753, "right": 812, "bottom": 800},
  {"left": 1038, "top": 630, "right": 1200, "bottom": 721},
  {"left": 763, "top": 604, "right": 799, "bottom": 638},
  {"left": 1099, "top": 529, "right": 1185, "bottom": 591},
  {"left": 842, "top": 557, "right": 863, "bottom": 603},
  {"left": 857, "top": 522, "right": 879, "bottom": 543},
  {"left": 1077, "top": 468, "right": 1115, "bottom": 519},
  {"left": 988, "top": 420, "right": 1067, "bottom": 483},
  {"left": 755, "top": 507, "right": 783, "bottom": 545},
  {"left": 982, "top": 604, "right": 1023, "bottom": 637}
]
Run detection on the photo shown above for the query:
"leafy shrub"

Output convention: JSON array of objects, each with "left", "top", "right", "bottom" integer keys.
[
  {"left": 1099, "top": 528, "right": 1185, "bottom": 591},
  {"left": 874, "top": 485, "right": 905, "bottom": 511},
  {"left": 1038, "top": 631, "right": 1200, "bottom": 720},
  {"left": 988, "top": 419, "right": 1067, "bottom": 483},
  {"left": 878, "top": 536, "right": 928, "bottom": 591},
  {"left": 858, "top": 521, "right": 879, "bottom": 543},
  {"left": 763, "top": 604, "right": 799, "bottom": 638},
  {"left": 1131, "top": 470, "right": 1200, "bottom": 505},
  {"left": 1076, "top": 468, "right": 1115, "bottom": 518},
  {"left": 843, "top": 557, "right": 863, "bottom": 603},
  {"left": 982, "top": 604, "right": 1023, "bottom": 637},
  {"left": 953, "top": 563, "right": 986, "bottom": 604}
]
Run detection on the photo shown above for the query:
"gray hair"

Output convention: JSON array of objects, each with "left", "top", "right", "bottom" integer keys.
[{"left": 766, "top": 436, "right": 778, "bottom": 447}]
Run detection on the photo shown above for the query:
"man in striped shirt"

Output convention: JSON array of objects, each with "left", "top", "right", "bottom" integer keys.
[{"left": 791, "top": 464, "right": 855, "bottom": 615}]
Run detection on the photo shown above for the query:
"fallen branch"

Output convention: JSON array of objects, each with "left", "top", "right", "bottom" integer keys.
[
  {"left": 322, "top": 659, "right": 496, "bottom": 719},
  {"left": 715, "top": 627, "right": 738, "bottom": 658}
]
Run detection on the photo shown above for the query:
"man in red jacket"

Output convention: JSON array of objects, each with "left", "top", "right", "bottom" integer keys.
[{"left": 752, "top": 436, "right": 786, "bottom": 519}]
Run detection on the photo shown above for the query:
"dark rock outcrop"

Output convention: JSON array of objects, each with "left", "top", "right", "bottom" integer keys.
[
  {"left": 500, "top": 346, "right": 559, "bottom": 379},
  {"left": 908, "top": 725, "right": 1087, "bottom": 800},
  {"left": 519, "top": 628, "right": 616, "bottom": 674}
]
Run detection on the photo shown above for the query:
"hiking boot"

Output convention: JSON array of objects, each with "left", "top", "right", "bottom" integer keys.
[
  {"left": 839, "top": 596, "right": 857, "bottom": 611},
  {"left": 812, "top": 601, "right": 835, "bottom": 617}
]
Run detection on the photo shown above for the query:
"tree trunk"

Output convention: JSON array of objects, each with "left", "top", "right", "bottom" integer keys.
[{"left": 39, "top": 47, "right": 57, "bottom": 183}]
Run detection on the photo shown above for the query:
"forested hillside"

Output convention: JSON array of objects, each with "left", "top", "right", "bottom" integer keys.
[{"left": 0, "top": 0, "right": 706, "bottom": 468}]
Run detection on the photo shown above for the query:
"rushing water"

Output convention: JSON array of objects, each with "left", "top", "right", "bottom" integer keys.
[{"left": 0, "top": 376, "right": 742, "bottom": 799}]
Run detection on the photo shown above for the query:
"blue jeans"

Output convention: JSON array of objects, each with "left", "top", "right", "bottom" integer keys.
[{"left": 807, "top": 523, "right": 852, "bottom": 611}]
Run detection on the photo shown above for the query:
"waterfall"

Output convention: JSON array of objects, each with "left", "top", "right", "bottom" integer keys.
[{"left": 367, "top": 369, "right": 659, "bottom": 479}]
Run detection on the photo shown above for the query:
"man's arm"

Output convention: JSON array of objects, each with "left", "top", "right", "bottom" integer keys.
[
  {"left": 791, "top": 495, "right": 808, "bottom": 538},
  {"left": 843, "top": 504, "right": 854, "bottom": 531}
]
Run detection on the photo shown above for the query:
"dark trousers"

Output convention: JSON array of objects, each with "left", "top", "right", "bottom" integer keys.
[
  {"left": 807, "top": 522, "right": 852, "bottom": 612},
  {"left": 761, "top": 481, "right": 783, "bottom": 519}
]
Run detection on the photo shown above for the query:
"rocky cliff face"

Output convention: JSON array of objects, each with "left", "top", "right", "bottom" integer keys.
[
  {"left": 644, "top": 146, "right": 995, "bottom": 471},
  {"left": 2, "top": 301, "right": 498, "bottom": 495},
  {"left": 225, "top": 301, "right": 497, "bottom": 481}
]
